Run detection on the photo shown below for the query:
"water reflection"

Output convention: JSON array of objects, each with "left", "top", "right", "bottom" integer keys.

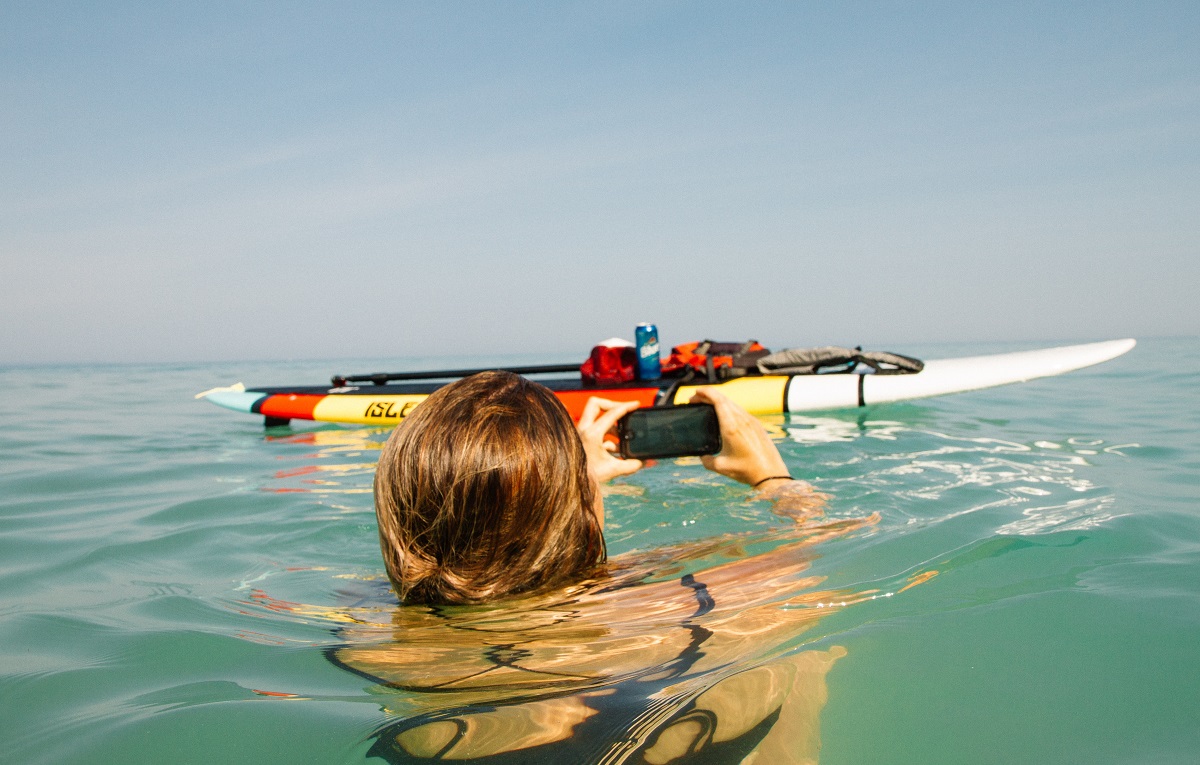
[
  {"left": 261, "top": 427, "right": 385, "bottom": 494},
  {"left": 325, "top": 515, "right": 913, "bottom": 764},
  {"left": 790, "top": 414, "right": 1134, "bottom": 537}
]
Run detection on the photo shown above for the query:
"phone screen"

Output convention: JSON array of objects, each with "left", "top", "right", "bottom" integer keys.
[{"left": 617, "top": 404, "right": 722, "bottom": 460}]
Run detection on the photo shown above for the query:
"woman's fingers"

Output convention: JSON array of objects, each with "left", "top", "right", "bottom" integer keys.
[
  {"left": 609, "top": 456, "right": 644, "bottom": 477},
  {"left": 592, "top": 399, "right": 640, "bottom": 435},
  {"left": 578, "top": 396, "right": 615, "bottom": 428},
  {"left": 578, "top": 397, "right": 638, "bottom": 432}
]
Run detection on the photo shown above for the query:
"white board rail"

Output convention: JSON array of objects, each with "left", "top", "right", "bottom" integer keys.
[{"left": 785, "top": 338, "right": 1136, "bottom": 412}]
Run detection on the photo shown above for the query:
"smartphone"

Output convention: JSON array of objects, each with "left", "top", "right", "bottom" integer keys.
[{"left": 617, "top": 404, "right": 722, "bottom": 460}]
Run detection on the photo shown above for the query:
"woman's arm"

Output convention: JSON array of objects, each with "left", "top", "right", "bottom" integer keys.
[
  {"left": 576, "top": 397, "right": 644, "bottom": 526},
  {"left": 688, "top": 387, "right": 824, "bottom": 518}
]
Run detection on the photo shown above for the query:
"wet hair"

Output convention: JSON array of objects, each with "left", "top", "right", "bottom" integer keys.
[{"left": 374, "top": 371, "right": 605, "bottom": 604}]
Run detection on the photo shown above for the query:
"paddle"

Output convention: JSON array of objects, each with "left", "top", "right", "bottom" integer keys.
[{"left": 331, "top": 363, "right": 581, "bottom": 387}]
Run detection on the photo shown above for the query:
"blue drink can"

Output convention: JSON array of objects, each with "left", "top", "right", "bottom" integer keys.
[{"left": 635, "top": 323, "right": 662, "bottom": 380}]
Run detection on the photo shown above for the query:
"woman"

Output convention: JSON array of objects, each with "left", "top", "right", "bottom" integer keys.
[
  {"left": 351, "top": 370, "right": 869, "bottom": 763},
  {"left": 373, "top": 370, "right": 808, "bottom": 605}
]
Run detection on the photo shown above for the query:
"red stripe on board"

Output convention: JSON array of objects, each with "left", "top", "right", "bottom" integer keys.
[
  {"left": 258, "top": 394, "right": 324, "bottom": 420},
  {"left": 554, "top": 388, "right": 659, "bottom": 421}
]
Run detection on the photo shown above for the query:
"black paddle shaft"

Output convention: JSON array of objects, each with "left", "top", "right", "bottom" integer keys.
[{"left": 331, "top": 363, "right": 581, "bottom": 387}]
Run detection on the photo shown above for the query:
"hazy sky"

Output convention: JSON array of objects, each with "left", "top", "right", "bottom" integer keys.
[{"left": 3, "top": 2, "right": 1197, "bottom": 364}]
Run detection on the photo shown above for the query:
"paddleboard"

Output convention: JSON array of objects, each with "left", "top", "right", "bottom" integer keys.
[{"left": 198, "top": 339, "right": 1135, "bottom": 426}]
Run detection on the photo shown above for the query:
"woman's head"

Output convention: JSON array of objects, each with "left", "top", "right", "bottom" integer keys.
[{"left": 374, "top": 371, "right": 604, "bottom": 604}]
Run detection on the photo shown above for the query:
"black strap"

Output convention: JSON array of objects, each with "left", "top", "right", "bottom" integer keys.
[
  {"left": 680, "top": 574, "right": 715, "bottom": 617},
  {"left": 657, "top": 367, "right": 695, "bottom": 406}
]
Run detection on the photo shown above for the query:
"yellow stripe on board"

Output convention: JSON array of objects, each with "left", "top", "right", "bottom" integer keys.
[
  {"left": 312, "top": 394, "right": 431, "bottom": 426},
  {"left": 669, "top": 376, "right": 789, "bottom": 414}
]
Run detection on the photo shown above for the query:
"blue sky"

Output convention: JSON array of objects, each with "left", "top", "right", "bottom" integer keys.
[{"left": 2, "top": 2, "right": 1197, "bottom": 364}]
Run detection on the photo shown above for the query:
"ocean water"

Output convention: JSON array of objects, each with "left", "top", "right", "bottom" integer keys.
[{"left": 1, "top": 337, "right": 1197, "bottom": 764}]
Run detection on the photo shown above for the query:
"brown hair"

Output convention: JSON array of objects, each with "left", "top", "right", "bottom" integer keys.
[{"left": 374, "top": 371, "right": 605, "bottom": 604}]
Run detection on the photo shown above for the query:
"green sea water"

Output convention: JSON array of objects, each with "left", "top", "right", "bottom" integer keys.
[{"left": 1, "top": 338, "right": 1197, "bottom": 764}]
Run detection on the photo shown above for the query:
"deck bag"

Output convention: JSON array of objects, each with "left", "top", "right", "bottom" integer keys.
[
  {"left": 581, "top": 339, "right": 638, "bottom": 385},
  {"left": 756, "top": 347, "right": 924, "bottom": 375},
  {"left": 662, "top": 340, "right": 771, "bottom": 380}
]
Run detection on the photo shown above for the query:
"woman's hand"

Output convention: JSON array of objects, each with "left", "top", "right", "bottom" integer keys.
[
  {"left": 577, "top": 397, "right": 644, "bottom": 485},
  {"left": 688, "top": 388, "right": 790, "bottom": 487}
]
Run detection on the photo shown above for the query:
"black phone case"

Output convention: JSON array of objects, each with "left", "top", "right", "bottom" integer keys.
[{"left": 617, "top": 404, "right": 722, "bottom": 460}]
